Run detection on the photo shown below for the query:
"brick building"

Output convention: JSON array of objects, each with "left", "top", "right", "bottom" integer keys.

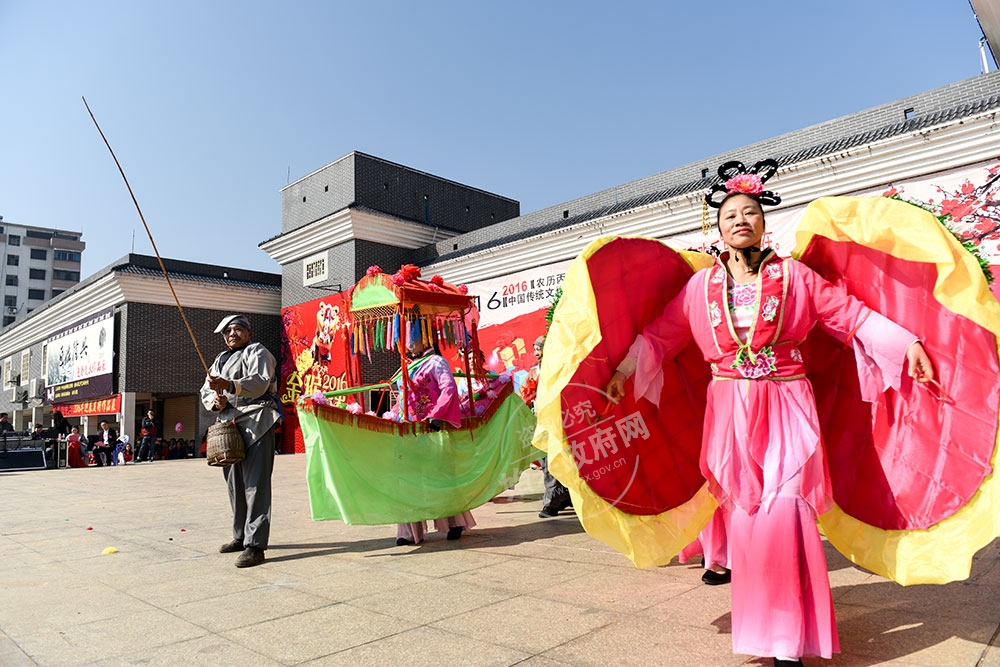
[{"left": 0, "top": 254, "right": 280, "bottom": 446}]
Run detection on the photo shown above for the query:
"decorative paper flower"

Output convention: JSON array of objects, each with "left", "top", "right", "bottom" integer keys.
[
  {"left": 390, "top": 273, "right": 407, "bottom": 286},
  {"left": 346, "top": 402, "right": 364, "bottom": 415},
  {"left": 458, "top": 284, "right": 469, "bottom": 294},
  {"left": 398, "top": 264, "right": 422, "bottom": 281},
  {"left": 366, "top": 265, "right": 382, "bottom": 277},
  {"left": 310, "top": 391, "right": 330, "bottom": 406},
  {"left": 430, "top": 275, "right": 444, "bottom": 286},
  {"left": 725, "top": 173, "right": 764, "bottom": 196},
  {"left": 497, "top": 373, "right": 511, "bottom": 384}
]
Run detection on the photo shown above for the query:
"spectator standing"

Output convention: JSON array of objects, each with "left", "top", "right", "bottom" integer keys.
[
  {"left": 0, "top": 412, "right": 15, "bottom": 439},
  {"left": 52, "top": 411, "right": 72, "bottom": 440},
  {"left": 138, "top": 410, "right": 157, "bottom": 463}
]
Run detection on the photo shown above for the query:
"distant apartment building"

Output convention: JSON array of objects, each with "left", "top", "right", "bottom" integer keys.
[{"left": 0, "top": 216, "right": 85, "bottom": 327}]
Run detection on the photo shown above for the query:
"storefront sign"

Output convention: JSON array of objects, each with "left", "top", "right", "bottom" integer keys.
[
  {"left": 44, "top": 308, "right": 114, "bottom": 404},
  {"left": 53, "top": 394, "right": 122, "bottom": 418}
]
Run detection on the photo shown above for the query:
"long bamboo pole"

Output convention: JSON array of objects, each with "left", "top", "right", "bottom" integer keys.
[{"left": 82, "top": 96, "right": 210, "bottom": 375}]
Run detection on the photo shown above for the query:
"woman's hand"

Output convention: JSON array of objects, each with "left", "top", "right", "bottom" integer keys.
[
  {"left": 606, "top": 371, "right": 627, "bottom": 404},
  {"left": 213, "top": 394, "right": 229, "bottom": 411},
  {"left": 906, "top": 341, "right": 934, "bottom": 383}
]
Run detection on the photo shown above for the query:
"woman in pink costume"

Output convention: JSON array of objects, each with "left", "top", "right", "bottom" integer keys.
[
  {"left": 388, "top": 337, "right": 476, "bottom": 546},
  {"left": 607, "top": 160, "right": 934, "bottom": 667}
]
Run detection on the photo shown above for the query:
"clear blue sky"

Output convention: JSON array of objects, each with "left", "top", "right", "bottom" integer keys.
[{"left": 0, "top": 0, "right": 990, "bottom": 278}]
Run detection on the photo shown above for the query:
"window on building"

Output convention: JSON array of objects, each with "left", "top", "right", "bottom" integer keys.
[
  {"left": 29, "top": 268, "right": 46, "bottom": 280},
  {"left": 7, "top": 235, "right": 20, "bottom": 246},
  {"left": 53, "top": 250, "right": 81, "bottom": 262},
  {"left": 30, "top": 249, "right": 47, "bottom": 260},
  {"left": 20, "top": 350, "right": 30, "bottom": 383},
  {"left": 52, "top": 269, "right": 80, "bottom": 281},
  {"left": 41, "top": 344, "right": 47, "bottom": 379},
  {"left": 5, "top": 276, "right": 16, "bottom": 287},
  {"left": 51, "top": 289, "right": 64, "bottom": 299},
  {"left": 27, "top": 289, "right": 45, "bottom": 301},
  {"left": 7, "top": 255, "right": 18, "bottom": 266},
  {"left": 2, "top": 316, "right": 14, "bottom": 327},
  {"left": 2, "top": 358, "right": 10, "bottom": 386},
  {"left": 26, "top": 230, "right": 52, "bottom": 240},
  {"left": 4, "top": 295, "right": 16, "bottom": 308}
]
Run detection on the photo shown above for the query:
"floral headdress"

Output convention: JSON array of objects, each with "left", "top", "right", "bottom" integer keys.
[{"left": 704, "top": 159, "right": 781, "bottom": 208}]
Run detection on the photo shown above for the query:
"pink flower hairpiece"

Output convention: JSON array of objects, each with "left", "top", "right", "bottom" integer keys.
[
  {"left": 724, "top": 173, "right": 764, "bottom": 196},
  {"left": 705, "top": 159, "right": 781, "bottom": 208}
]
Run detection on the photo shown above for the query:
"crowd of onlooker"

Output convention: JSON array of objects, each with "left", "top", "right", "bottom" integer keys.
[{"left": 0, "top": 410, "right": 205, "bottom": 468}]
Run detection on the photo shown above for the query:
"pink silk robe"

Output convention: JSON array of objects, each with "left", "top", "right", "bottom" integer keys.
[
  {"left": 389, "top": 353, "right": 463, "bottom": 428},
  {"left": 628, "top": 256, "right": 916, "bottom": 659}
]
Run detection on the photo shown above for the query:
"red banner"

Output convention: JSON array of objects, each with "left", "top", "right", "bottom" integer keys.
[
  {"left": 53, "top": 394, "right": 122, "bottom": 418},
  {"left": 279, "top": 293, "right": 351, "bottom": 452}
]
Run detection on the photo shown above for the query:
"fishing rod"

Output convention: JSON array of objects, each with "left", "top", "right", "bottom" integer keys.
[{"left": 81, "top": 96, "right": 210, "bottom": 375}]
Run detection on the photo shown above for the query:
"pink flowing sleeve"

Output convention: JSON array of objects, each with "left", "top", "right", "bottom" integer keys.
[
  {"left": 799, "top": 262, "right": 918, "bottom": 402},
  {"left": 621, "top": 277, "right": 695, "bottom": 405},
  {"left": 424, "top": 356, "right": 464, "bottom": 428}
]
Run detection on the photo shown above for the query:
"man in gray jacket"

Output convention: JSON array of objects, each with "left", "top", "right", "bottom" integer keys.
[{"left": 201, "top": 314, "right": 281, "bottom": 568}]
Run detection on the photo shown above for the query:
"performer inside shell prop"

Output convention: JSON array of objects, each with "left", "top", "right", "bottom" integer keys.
[{"left": 533, "top": 158, "right": 1000, "bottom": 666}]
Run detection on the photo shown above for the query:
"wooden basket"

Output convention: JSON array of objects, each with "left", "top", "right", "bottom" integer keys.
[{"left": 206, "top": 420, "right": 244, "bottom": 466}]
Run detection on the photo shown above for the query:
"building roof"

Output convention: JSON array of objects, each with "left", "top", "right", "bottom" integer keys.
[
  {"left": 414, "top": 70, "right": 1000, "bottom": 264},
  {"left": 0, "top": 254, "right": 281, "bottom": 351}
]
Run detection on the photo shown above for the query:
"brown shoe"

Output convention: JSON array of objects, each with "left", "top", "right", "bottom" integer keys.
[
  {"left": 219, "top": 539, "right": 243, "bottom": 553},
  {"left": 235, "top": 547, "right": 265, "bottom": 568}
]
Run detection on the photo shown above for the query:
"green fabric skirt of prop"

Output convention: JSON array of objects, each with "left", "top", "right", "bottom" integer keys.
[{"left": 301, "top": 392, "right": 537, "bottom": 524}]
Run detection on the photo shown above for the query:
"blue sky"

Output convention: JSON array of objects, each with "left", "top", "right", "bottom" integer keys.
[{"left": 0, "top": 1, "right": 990, "bottom": 277}]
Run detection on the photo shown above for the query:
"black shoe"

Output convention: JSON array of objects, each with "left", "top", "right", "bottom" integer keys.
[
  {"left": 773, "top": 659, "right": 803, "bottom": 667},
  {"left": 701, "top": 568, "right": 731, "bottom": 585},
  {"left": 538, "top": 506, "right": 560, "bottom": 518},
  {"left": 219, "top": 539, "right": 243, "bottom": 553},
  {"left": 446, "top": 526, "right": 464, "bottom": 541},
  {"left": 234, "top": 547, "right": 265, "bottom": 568},
  {"left": 396, "top": 537, "right": 415, "bottom": 546}
]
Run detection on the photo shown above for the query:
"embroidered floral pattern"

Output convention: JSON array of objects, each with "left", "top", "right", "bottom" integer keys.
[
  {"left": 730, "top": 283, "right": 756, "bottom": 308},
  {"left": 790, "top": 347, "right": 803, "bottom": 363},
  {"left": 732, "top": 345, "right": 777, "bottom": 379},
  {"left": 711, "top": 268, "right": 726, "bottom": 284},
  {"left": 761, "top": 295, "right": 779, "bottom": 322},
  {"left": 765, "top": 263, "right": 782, "bottom": 280},
  {"left": 709, "top": 301, "right": 723, "bottom": 327}
]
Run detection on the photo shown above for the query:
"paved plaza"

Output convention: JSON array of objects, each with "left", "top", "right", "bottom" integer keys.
[{"left": 2, "top": 455, "right": 1000, "bottom": 666}]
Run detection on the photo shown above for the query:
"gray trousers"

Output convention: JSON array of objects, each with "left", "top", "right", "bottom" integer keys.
[
  {"left": 223, "top": 427, "right": 275, "bottom": 549},
  {"left": 541, "top": 456, "right": 571, "bottom": 509}
]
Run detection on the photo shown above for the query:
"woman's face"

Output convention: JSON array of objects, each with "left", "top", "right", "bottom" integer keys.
[
  {"left": 718, "top": 194, "right": 765, "bottom": 249},
  {"left": 407, "top": 339, "right": 428, "bottom": 358}
]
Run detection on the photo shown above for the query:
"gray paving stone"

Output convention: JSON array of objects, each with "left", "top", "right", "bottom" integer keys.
[{"left": 1, "top": 455, "right": 998, "bottom": 666}]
